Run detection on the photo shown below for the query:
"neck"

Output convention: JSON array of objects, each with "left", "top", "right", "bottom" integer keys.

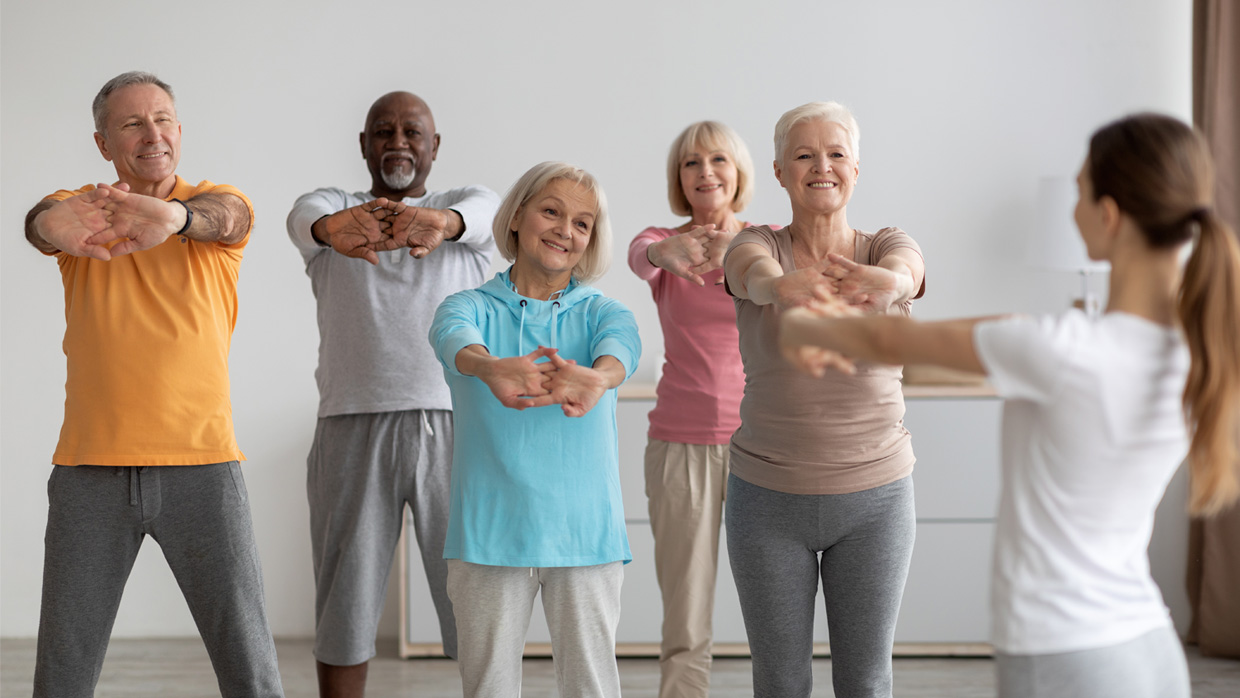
[
  {"left": 370, "top": 182, "right": 427, "bottom": 201},
  {"left": 788, "top": 208, "right": 853, "bottom": 258},
  {"left": 123, "top": 174, "right": 178, "bottom": 199},
  {"left": 510, "top": 262, "right": 572, "bottom": 301},
  {"left": 1104, "top": 228, "right": 1181, "bottom": 326},
  {"left": 689, "top": 206, "right": 740, "bottom": 232}
]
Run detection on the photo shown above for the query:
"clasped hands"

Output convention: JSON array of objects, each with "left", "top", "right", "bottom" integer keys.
[
  {"left": 36, "top": 183, "right": 189, "bottom": 261},
  {"left": 647, "top": 224, "right": 735, "bottom": 286},
  {"left": 479, "top": 346, "right": 609, "bottom": 418},
  {"left": 773, "top": 253, "right": 904, "bottom": 377},
  {"left": 319, "top": 199, "right": 454, "bottom": 265}
]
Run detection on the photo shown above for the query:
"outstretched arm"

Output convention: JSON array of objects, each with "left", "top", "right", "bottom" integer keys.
[
  {"left": 82, "top": 184, "right": 251, "bottom": 257},
  {"left": 780, "top": 304, "right": 989, "bottom": 377},
  {"left": 725, "top": 242, "right": 842, "bottom": 309}
]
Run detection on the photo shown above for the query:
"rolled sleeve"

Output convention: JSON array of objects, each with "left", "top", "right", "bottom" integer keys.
[
  {"left": 588, "top": 298, "right": 641, "bottom": 379},
  {"left": 287, "top": 188, "right": 351, "bottom": 260},
  {"left": 430, "top": 292, "right": 489, "bottom": 377}
]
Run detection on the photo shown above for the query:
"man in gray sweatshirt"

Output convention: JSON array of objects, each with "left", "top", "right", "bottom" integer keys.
[{"left": 286, "top": 91, "right": 498, "bottom": 698}]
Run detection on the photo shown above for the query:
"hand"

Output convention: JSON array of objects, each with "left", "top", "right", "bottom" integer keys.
[
  {"left": 374, "top": 201, "right": 454, "bottom": 259},
  {"left": 478, "top": 347, "right": 560, "bottom": 410},
  {"left": 779, "top": 299, "right": 861, "bottom": 377},
  {"left": 79, "top": 183, "right": 183, "bottom": 257},
  {"left": 33, "top": 187, "right": 116, "bottom": 260},
  {"left": 319, "top": 202, "right": 395, "bottom": 264},
  {"left": 648, "top": 225, "right": 722, "bottom": 286},
  {"left": 542, "top": 350, "right": 609, "bottom": 417},
  {"left": 824, "top": 253, "right": 905, "bottom": 313},
  {"left": 768, "top": 258, "right": 842, "bottom": 311}
]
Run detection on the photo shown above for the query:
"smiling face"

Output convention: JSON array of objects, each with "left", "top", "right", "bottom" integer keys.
[
  {"left": 93, "top": 83, "right": 181, "bottom": 197},
  {"left": 774, "top": 119, "right": 859, "bottom": 216},
  {"left": 360, "top": 92, "right": 440, "bottom": 199},
  {"left": 510, "top": 178, "right": 597, "bottom": 285},
  {"left": 679, "top": 141, "right": 739, "bottom": 216}
]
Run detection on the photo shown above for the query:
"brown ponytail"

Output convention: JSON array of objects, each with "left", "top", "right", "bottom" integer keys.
[
  {"left": 1089, "top": 114, "right": 1240, "bottom": 516},
  {"left": 1177, "top": 210, "right": 1240, "bottom": 515}
]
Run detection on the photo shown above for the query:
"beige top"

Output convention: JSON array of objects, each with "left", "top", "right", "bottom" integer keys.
[{"left": 725, "top": 225, "right": 925, "bottom": 495}]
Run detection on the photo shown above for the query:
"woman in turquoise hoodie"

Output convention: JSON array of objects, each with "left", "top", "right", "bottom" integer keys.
[{"left": 430, "top": 162, "right": 641, "bottom": 698}]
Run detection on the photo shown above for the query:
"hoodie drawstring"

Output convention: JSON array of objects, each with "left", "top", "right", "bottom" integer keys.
[
  {"left": 550, "top": 301, "right": 560, "bottom": 350},
  {"left": 518, "top": 300, "right": 528, "bottom": 355}
]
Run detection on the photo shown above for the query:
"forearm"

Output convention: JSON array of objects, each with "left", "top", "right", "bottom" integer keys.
[
  {"left": 454, "top": 344, "right": 494, "bottom": 377},
  {"left": 24, "top": 201, "right": 57, "bottom": 253},
  {"left": 878, "top": 257, "right": 917, "bottom": 305},
  {"left": 182, "top": 193, "right": 251, "bottom": 245},
  {"left": 735, "top": 256, "right": 785, "bottom": 305},
  {"left": 590, "top": 355, "right": 627, "bottom": 390},
  {"left": 786, "top": 313, "right": 988, "bottom": 373}
]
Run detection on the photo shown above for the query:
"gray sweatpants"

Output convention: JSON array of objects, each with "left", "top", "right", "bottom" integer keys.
[
  {"left": 34, "top": 463, "right": 284, "bottom": 698},
  {"left": 726, "top": 474, "right": 916, "bottom": 698},
  {"left": 997, "top": 625, "right": 1190, "bottom": 698},
  {"left": 447, "top": 559, "right": 624, "bottom": 698},
  {"left": 307, "top": 409, "right": 455, "bottom": 665}
]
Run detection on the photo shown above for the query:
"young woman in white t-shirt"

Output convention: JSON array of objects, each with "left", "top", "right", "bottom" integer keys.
[{"left": 777, "top": 113, "right": 1240, "bottom": 698}]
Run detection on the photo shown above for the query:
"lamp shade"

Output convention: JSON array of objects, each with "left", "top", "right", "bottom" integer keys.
[{"left": 1027, "top": 176, "right": 1109, "bottom": 272}]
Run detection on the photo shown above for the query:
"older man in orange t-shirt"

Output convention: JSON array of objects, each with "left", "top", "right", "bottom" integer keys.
[{"left": 22, "top": 71, "right": 284, "bottom": 698}]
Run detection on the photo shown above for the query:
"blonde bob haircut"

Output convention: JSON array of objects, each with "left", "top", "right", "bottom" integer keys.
[
  {"left": 492, "top": 161, "right": 613, "bottom": 284},
  {"left": 666, "top": 121, "right": 756, "bottom": 217},
  {"left": 773, "top": 101, "right": 860, "bottom": 165}
]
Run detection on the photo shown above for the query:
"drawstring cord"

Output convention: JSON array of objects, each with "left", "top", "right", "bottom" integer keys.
[
  {"left": 421, "top": 412, "right": 435, "bottom": 438},
  {"left": 518, "top": 300, "right": 528, "bottom": 355},
  {"left": 550, "top": 301, "right": 560, "bottom": 350}
]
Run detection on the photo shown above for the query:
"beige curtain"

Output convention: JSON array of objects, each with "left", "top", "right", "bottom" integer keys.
[{"left": 1186, "top": 0, "right": 1240, "bottom": 659}]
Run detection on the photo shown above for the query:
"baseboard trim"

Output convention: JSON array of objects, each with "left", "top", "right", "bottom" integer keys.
[{"left": 399, "top": 641, "right": 995, "bottom": 659}]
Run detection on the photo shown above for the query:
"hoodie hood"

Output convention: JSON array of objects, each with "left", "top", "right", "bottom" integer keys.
[{"left": 476, "top": 267, "right": 604, "bottom": 354}]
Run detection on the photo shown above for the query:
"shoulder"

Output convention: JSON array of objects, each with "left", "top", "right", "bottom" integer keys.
[{"left": 730, "top": 224, "right": 781, "bottom": 251}]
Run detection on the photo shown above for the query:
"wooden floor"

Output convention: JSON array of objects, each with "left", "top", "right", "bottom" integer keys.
[{"left": 2, "top": 637, "right": 1237, "bottom": 697}]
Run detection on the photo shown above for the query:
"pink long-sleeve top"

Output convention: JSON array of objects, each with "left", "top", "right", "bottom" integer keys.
[{"left": 628, "top": 227, "right": 745, "bottom": 444}]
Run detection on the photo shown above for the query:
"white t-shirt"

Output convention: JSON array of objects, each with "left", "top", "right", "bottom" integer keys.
[{"left": 974, "top": 310, "right": 1189, "bottom": 655}]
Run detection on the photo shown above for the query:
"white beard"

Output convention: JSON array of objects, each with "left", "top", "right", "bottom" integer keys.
[{"left": 381, "top": 165, "right": 417, "bottom": 191}]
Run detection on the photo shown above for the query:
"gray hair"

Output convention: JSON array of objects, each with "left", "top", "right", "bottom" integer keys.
[
  {"left": 666, "top": 121, "right": 756, "bottom": 217},
  {"left": 773, "top": 101, "right": 860, "bottom": 165},
  {"left": 92, "top": 71, "right": 175, "bottom": 134},
  {"left": 492, "top": 162, "right": 613, "bottom": 284}
]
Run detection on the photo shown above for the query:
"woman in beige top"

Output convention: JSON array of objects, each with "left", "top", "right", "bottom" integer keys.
[{"left": 721, "top": 101, "right": 926, "bottom": 698}]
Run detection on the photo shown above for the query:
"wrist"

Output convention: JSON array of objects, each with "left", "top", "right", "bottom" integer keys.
[
  {"left": 311, "top": 215, "right": 332, "bottom": 246},
  {"left": 445, "top": 209, "right": 465, "bottom": 241},
  {"left": 645, "top": 240, "right": 660, "bottom": 267},
  {"left": 170, "top": 199, "right": 192, "bottom": 237}
]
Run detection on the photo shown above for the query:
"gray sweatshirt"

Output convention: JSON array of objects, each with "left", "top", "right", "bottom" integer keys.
[{"left": 287, "top": 185, "right": 499, "bottom": 417}]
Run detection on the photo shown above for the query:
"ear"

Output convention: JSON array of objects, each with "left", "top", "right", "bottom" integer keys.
[
  {"left": 853, "top": 160, "right": 860, "bottom": 181},
  {"left": 1099, "top": 195, "right": 1122, "bottom": 235},
  {"left": 431, "top": 133, "right": 441, "bottom": 161},
  {"left": 94, "top": 132, "right": 113, "bottom": 162},
  {"left": 773, "top": 159, "right": 785, "bottom": 189},
  {"left": 359, "top": 131, "right": 366, "bottom": 158},
  {"left": 509, "top": 206, "right": 522, "bottom": 236}
]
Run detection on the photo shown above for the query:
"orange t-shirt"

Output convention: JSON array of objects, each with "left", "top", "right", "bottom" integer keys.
[{"left": 45, "top": 176, "right": 253, "bottom": 466}]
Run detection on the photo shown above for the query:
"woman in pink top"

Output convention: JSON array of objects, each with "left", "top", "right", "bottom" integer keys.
[{"left": 627, "top": 121, "right": 755, "bottom": 698}]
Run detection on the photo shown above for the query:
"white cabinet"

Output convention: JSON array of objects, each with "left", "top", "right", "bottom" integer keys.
[{"left": 402, "top": 390, "right": 1003, "bottom": 655}]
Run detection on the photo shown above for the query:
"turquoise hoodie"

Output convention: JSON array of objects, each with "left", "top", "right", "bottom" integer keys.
[{"left": 429, "top": 269, "right": 641, "bottom": 567}]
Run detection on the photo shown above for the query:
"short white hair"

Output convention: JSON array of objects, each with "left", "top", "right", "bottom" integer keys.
[
  {"left": 773, "top": 101, "right": 860, "bottom": 165},
  {"left": 666, "top": 121, "right": 755, "bottom": 217},
  {"left": 492, "top": 162, "right": 613, "bottom": 284}
]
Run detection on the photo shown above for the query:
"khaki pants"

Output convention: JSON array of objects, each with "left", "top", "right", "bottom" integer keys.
[{"left": 644, "top": 439, "right": 730, "bottom": 698}]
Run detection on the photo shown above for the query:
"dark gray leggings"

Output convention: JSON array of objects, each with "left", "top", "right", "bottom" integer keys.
[{"left": 726, "top": 474, "right": 916, "bottom": 698}]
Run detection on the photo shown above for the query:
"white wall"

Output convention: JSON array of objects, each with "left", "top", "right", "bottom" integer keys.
[{"left": 1, "top": 0, "right": 1193, "bottom": 639}]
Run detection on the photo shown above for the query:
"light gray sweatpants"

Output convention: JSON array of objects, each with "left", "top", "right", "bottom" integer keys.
[
  {"left": 726, "top": 474, "right": 916, "bottom": 698},
  {"left": 34, "top": 463, "right": 284, "bottom": 698},
  {"left": 447, "top": 559, "right": 624, "bottom": 698},
  {"left": 307, "top": 409, "right": 456, "bottom": 665},
  {"left": 997, "top": 625, "right": 1190, "bottom": 698}
]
